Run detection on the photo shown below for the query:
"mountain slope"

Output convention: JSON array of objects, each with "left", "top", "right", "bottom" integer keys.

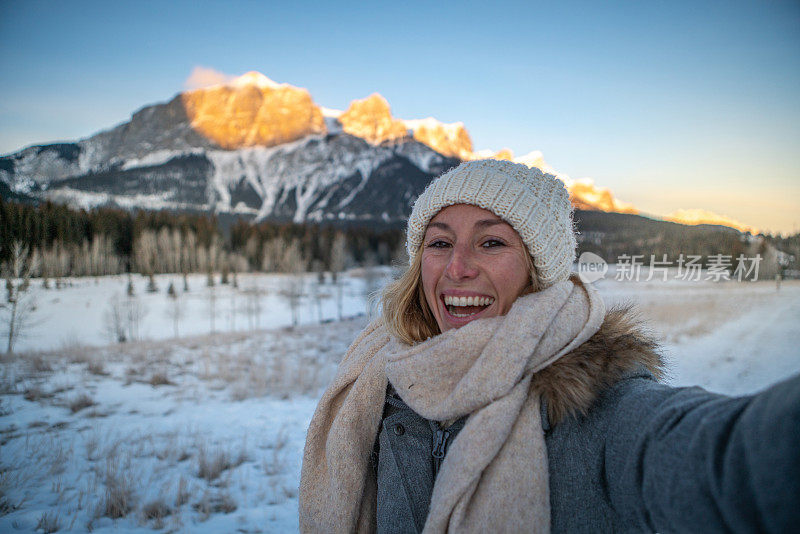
[{"left": 0, "top": 71, "right": 756, "bottom": 232}]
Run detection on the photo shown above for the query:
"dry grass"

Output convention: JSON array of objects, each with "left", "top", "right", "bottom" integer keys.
[
  {"left": 192, "top": 489, "right": 237, "bottom": 520},
  {"left": 148, "top": 372, "right": 173, "bottom": 386},
  {"left": 68, "top": 393, "right": 94, "bottom": 413},
  {"left": 35, "top": 510, "right": 60, "bottom": 533},
  {"left": 175, "top": 475, "right": 191, "bottom": 507},
  {"left": 632, "top": 288, "right": 774, "bottom": 342},
  {"left": 86, "top": 361, "right": 108, "bottom": 376},
  {"left": 98, "top": 458, "right": 135, "bottom": 519},
  {"left": 196, "top": 441, "right": 247, "bottom": 482},
  {"left": 0, "top": 317, "right": 369, "bottom": 529},
  {"left": 262, "top": 427, "right": 289, "bottom": 477},
  {"left": 85, "top": 432, "right": 100, "bottom": 462},
  {"left": 29, "top": 354, "right": 54, "bottom": 373},
  {"left": 141, "top": 498, "right": 171, "bottom": 523},
  {"left": 24, "top": 385, "right": 51, "bottom": 402}
]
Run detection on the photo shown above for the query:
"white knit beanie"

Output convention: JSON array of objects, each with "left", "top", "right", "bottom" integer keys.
[{"left": 406, "top": 159, "right": 576, "bottom": 288}]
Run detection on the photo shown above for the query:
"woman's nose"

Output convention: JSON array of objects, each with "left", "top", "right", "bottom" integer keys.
[{"left": 445, "top": 245, "right": 478, "bottom": 280}]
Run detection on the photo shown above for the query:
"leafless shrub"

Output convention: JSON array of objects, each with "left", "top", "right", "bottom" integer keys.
[
  {"left": 29, "top": 354, "right": 53, "bottom": 373},
  {"left": 99, "top": 458, "right": 135, "bottom": 519},
  {"left": 24, "top": 385, "right": 48, "bottom": 402},
  {"left": 59, "top": 332, "right": 86, "bottom": 357},
  {"left": 197, "top": 446, "right": 231, "bottom": 482},
  {"left": 175, "top": 475, "right": 191, "bottom": 507},
  {"left": 2, "top": 241, "right": 39, "bottom": 354},
  {"left": 35, "top": 510, "right": 60, "bottom": 533},
  {"left": 192, "top": 490, "right": 237, "bottom": 520},
  {"left": 85, "top": 433, "right": 99, "bottom": 462},
  {"left": 86, "top": 361, "right": 108, "bottom": 376},
  {"left": 46, "top": 437, "right": 73, "bottom": 476},
  {"left": 68, "top": 393, "right": 95, "bottom": 413},
  {"left": 65, "top": 351, "right": 91, "bottom": 366},
  {"left": 102, "top": 294, "right": 146, "bottom": 344},
  {"left": 195, "top": 437, "right": 248, "bottom": 483},
  {"left": 142, "top": 498, "right": 171, "bottom": 523},
  {"left": 0, "top": 468, "right": 28, "bottom": 515},
  {"left": 149, "top": 373, "right": 173, "bottom": 387},
  {"left": 263, "top": 427, "right": 289, "bottom": 476}
]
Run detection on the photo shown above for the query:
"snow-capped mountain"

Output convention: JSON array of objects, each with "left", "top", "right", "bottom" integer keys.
[
  {"left": 2, "top": 70, "right": 750, "bottom": 232},
  {"left": 0, "top": 73, "right": 461, "bottom": 223}
]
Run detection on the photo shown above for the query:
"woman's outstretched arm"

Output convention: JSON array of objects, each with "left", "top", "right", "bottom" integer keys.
[{"left": 603, "top": 373, "right": 800, "bottom": 533}]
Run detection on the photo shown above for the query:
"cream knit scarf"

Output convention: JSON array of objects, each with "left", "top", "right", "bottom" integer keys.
[{"left": 300, "top": 276, "right": 605, "bottom": 533}]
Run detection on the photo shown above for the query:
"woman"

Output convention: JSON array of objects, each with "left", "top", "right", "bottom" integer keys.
[{"left": 299, "top": 159, "right": 799, "bottom": 533}]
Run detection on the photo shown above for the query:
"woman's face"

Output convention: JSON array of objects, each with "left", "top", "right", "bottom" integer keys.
[{"left": 421, "top": 204, "right": 531, "bottom": 333}]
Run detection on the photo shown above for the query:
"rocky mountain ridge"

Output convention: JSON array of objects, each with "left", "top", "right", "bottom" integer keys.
[{"left": 0, "top": 71, "right": 753, "bottom": 232}]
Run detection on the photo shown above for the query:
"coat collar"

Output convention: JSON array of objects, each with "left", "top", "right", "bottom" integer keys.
[{"left": 532, "top": 305, "right": 664, "bottom": 427}]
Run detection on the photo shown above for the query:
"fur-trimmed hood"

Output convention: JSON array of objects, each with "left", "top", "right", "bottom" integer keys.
[{"left": 533, "top": 305, "right": 664, "bottom": 427}]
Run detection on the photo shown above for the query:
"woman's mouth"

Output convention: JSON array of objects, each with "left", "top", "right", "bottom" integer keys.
[{"left": 442, "top": 295, "right": 495, "bottom": 318}]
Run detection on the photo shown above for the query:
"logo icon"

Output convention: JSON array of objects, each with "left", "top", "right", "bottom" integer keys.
[{"left": 577, "top": 252, "right": 608, "bottom": 283}]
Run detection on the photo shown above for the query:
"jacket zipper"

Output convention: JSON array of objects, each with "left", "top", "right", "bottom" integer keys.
[
  {"left": 386, "top": 390, "right": 454, "bottom": 477},
  {"left": 432, "top": 426, "right": 451, "bottom": 477}
]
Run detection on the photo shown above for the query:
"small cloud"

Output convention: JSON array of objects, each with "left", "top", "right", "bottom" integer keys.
[{"left": 184, "top": 66, "right": 234, "bottom": 90}]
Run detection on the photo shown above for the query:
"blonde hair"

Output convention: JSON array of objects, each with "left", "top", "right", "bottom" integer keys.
[{"left": 381, "top": 247, "right": 541, "bottom": 345}]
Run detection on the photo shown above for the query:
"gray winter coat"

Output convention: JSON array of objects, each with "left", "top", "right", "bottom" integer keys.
[{"left": 374, "top": 310, "right": 800, "bottom": 533}]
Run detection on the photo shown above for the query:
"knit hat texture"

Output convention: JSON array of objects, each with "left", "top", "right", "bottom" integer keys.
[{"left": 406, "top": 159, "right": 576, "bottom": 288}]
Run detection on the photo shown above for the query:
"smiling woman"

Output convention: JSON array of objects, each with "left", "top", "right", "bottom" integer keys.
[
  {"left": 420, "top": 205, "right": 532, "bottom": 332},
  {"left": 299, "top": 160, "right": 800, "bottom": 533}
]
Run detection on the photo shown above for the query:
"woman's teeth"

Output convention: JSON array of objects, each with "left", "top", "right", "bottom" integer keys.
[
  {"left": 443, "top": 295, "right": 494, "bottom": 318},
  {"left": 443, "top": 295, "right": 494, "bottom": 306}
]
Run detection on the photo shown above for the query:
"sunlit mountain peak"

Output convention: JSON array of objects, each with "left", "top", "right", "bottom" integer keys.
[
  {"left": 339, "top": 93, "right": 408, "bottom": 145},
  {"left": 229, "top": 71, "right": 282, "bottom": 89},
  {"left": 403, "top": 117, "right": 473, "bottom": 160},
  {"left": 181, "top": 71, "right": 325, "bottom": 149}
]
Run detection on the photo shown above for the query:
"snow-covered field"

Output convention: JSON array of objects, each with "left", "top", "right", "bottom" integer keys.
[{"left": 1, "top": 269, "right": 799, "bottom": 533}]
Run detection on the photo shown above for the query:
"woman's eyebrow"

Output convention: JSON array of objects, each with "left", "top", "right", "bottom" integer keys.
[
  {"left": 427, "top": 221, "right": 451, "bottom": 232},
  {"left": 474, "top": 219, "right": 505, "bottom": 229},
  {"left": 427, "top": 219, "right": 506, "bottom": 233}
]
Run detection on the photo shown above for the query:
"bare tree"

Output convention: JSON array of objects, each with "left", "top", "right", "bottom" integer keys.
[
  {"left": 329, "top": 233, "right": 350, "bottom": 321},
  {"left": 104, "top": 294, "right": 128, "bottom": 343},
  {"left": 261, "top": 237, "right": 283, "bottom": 272},
  {"left": 207, "top": 286, "right": 217, "bottom": 334},
  {"left": 133, "top": 230, "right": 158, "bottom": 275},
  {"left": 243, "top": 281, "right": 263, "bottom": 330},
  {"left": 310, "top": 260, "right": 328, "bottom": 323},
  {"left": 165, "top": 286, "right": 184, "bottom": 338},
  {"left": 103, "top": 293, "right": 146, "bottom": 343},
  {"left": 280, "top": 240, "right": 306, "bottom": 327},
  {"left": 228, "top": 285, "right": 237, "bottom": 331},
  {"left": 329, "top": 233, "right": 348, "bottom": 282},
  {"left": 2, "top": 242, "right": 39, "bottom": 354},
  {"left": 125, "top": 294, "right": 145, "bottom": 341}
]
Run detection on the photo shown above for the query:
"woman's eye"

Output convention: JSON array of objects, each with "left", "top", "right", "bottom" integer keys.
[
  {"left": 426, "top": 240, "right": 451, "bottom": 249},
  {"left": 482, "top": 239, "right": 506, "bottom": 248}
]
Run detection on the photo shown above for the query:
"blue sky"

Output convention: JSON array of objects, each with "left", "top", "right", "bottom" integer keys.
[{"left": 1, "top": 0, "right": 798, "bottom": 233}]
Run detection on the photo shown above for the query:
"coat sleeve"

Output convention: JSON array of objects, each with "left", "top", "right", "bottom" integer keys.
[{"left": 603, "top": 373, "right": 800, "bottom": 533}]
